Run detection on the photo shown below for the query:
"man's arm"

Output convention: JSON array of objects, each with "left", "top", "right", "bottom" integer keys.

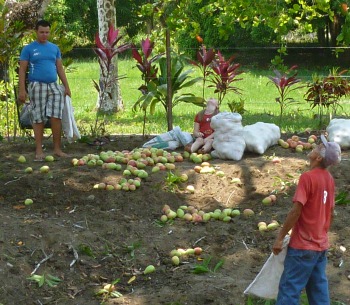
[
  {"left": 18, "top": 60, "right": 29, "bottom": 103},
  {"left": 272, "top": 202, "right": 302, "bottom": 255},
  {"left": 56, "top": 58, "right": 71, "bottom": 97}
]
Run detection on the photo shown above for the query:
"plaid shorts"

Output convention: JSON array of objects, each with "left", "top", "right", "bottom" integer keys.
[{"left": 28, "top": 82, "right": 65, "bottom": 124}]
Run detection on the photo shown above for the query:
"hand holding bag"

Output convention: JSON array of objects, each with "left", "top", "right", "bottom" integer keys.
[{"left": 19, "top": 103, "right": 33, "bottom": 129}]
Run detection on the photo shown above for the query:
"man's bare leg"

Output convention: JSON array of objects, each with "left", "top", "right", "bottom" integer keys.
[
  {"left": 33, "top": 122, "right": 45, "bottom": 160},
  {"left": 51, "top": 117, "right": 68, "bottom": 157}
]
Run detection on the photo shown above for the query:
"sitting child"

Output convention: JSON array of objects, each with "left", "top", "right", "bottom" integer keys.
[{"left": 187, "top": 98, "right": 219, "bottom": 154}]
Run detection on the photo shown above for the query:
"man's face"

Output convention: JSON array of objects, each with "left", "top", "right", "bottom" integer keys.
[
  {"left": 36, "top": 26, "right": 50, "bottom": 43},
  {"left": 307, "top": 144, "right": 324, "bottom": 166}
]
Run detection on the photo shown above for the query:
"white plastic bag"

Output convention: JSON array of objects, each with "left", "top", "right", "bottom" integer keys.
[
  {"left": 142, "top": 126, "right": 192, "bottom": 150},
  {"left": 19, "top": 103, "right": 33, "bottom": 129},
  {"left": 326, "top": 119, "right": 350, "bottom": 149},
  {"left": 210, "top": 112, "right": 246, "bottom": 160},
  {"left": 244, "top": 235, "right": 290, "bottom": 300},
  {"left": 243, "top": 122, "right": 281, "bottom": 154}
]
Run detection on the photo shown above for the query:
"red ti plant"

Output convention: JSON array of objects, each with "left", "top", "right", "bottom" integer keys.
[
  {"left": 92, "top": 24, "right": 131, "bottom": 135},
  {"left": 94, "top": 24, "right": 131, "bottom": 75},
  {"left": 132, "top": 37, "right": 163, "bottom": 94},
  {"left": 190, "top": 44, "right": 215, "bottom": 99},
  {"left": 267, "top": 65, "right": 302, "bottom": 125},
  {"left": 208, "top": 51, "right": 243, "bottom": 105},
  {"left": 94, "top": 24, "right": 131, "bottom": 97}
]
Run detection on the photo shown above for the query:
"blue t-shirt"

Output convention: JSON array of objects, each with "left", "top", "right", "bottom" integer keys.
[{"left": 20, "top": 41, "right": 61, "bottom": 83}]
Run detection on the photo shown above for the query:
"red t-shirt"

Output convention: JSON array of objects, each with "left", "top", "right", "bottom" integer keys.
[
  {"left": 289, "top": 168, "right": 335, "bottom": 251},
  {"left": 194, "top": 113, "right": 214, "bottom": 138}
]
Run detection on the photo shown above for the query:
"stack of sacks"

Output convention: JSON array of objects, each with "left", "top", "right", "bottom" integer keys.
[
  {"left": 326, "top": 118, "right": 350, "bottom": 149},
  {"left": 243, "top": 122, "right": 281, "bottom": 154},
  {"left": 211, "top": 112, "right": 246, "bottom": 160}
]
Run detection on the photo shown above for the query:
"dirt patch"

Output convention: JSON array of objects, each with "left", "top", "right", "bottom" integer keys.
[{"left": 0, "top": 134, "right": 349, "bottom": 305}]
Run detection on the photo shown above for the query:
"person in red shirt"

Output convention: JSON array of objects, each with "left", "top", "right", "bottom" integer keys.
[
  {"left": 272, "top": 135, "right": 341, "bottom": 305},
  {"left": 187, "top": 98, "right": 219, "bottom": 153}
]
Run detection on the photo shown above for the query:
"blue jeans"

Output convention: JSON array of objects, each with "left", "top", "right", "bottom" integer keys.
[{"left": 276, "top": 247, "right": 330, "bottom": 305}]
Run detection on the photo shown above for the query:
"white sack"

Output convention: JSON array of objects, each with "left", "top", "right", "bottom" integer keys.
[
  {"left": 244, "top": 235, "right": 290, "bottom": 300},
  {"left": 142, "top": 126, "right": 192, "bottom": 150},
  {"left": 243, "top": 122, "right": 281, "bottom": 154},
  {"left": 62, "top": 95, "right": 81, "bottom": 143},
  {"left": 173, "top": 126, "right": 193, "bottom": 146},
  {"left": 211, "top": 112, "right": 243, "bottom": 132},
  {"left": 326, "top": 119, "right": 350, "bottom": 149},
  {"left": 210, "top": 112, "right": 246, "bottom": 160},
  {"left": 212, "top": 135, "right": 246, "bottom": 160}
]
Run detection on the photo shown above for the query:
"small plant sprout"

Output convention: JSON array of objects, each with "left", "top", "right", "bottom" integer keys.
[
  {"left": 192, "top": 256, "right": 224, "bottom": 274},
  {"left": 164, "top": 171, "right": 184, "bottom": 192},
  {"left": 272, "top": 173, "right": 299, "bottom": 192},
  {"left": 335, "top": 191, "right": 350, "bottom": 205},
  {"left": 27, "top": 273, "right": 62, "bottom": 288},
  {"left": 122, "top": 241, "right": 141, "bottom": 259},
  {"left": 96, "top": 279, "right": 122, "bottom": 302}
]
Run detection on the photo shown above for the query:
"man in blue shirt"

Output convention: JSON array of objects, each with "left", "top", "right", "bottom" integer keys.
[{"left": 18, "top": 20, "right": 71, "bottom": 160}]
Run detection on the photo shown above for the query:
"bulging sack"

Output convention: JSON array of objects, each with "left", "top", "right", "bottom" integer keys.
[
  {"left": 244, "top": 235, "right": 290, "bottom": 300},
  {"left": 326, "top": 118, "right": 350, "bottom": 149},
  {"left": 243, "top": 122, "right": 281, "bottom": 154},
  {"left": 211, "top": 112, "right": 245, "bottom": 160}
]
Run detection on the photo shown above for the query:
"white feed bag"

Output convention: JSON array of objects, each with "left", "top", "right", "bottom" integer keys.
[
  {"left": 243, "top": 122, "right": 281, "bottom": 154},
  {"left": 211, "top": 112, "right": 242, "bottom": 131},
  {"left": 326, "top": 119, "right": 350, "bottom": 149},
  {"left": 212, "top": 135, "right": 246, "bottom": 160},
  {"left": 173, "top": 126, "right": 194, "bottom": 146},
  {"left": 244, "top": 235, "right": 290, "bottom": 300},
  {"left": 210, "top": 112, "right": 245, "bottom": 160}
]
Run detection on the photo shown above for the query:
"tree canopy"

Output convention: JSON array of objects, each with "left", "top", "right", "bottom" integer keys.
[{"left": 27, "top": 0, "right": 349, "bottom": 53}]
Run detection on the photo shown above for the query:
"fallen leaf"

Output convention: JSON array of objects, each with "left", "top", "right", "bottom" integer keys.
[
  {"left": 13, "top": 205, "right": 26, "bottom": 210},
  {"left": 127, "top": 275, "right": 136, "bottom": 284}
]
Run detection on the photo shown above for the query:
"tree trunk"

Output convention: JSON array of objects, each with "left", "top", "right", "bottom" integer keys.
[
  {"left": 165, "top": 28, "right": 173, "bottom": 131},
  {"left": 96, "top": 0, "right": 123, "bottom": 113},
  {"left": 329, "top": 14, "right": 341, "bottom": 47}
]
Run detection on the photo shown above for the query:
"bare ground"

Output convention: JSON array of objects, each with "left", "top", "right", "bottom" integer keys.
[{"left": 0, "top": 133, "right": 349, "bottom": 305}]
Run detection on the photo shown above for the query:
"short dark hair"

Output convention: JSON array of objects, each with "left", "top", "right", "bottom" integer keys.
[{"left": 35, "top": 20, "right": 51, "bottom": 30}]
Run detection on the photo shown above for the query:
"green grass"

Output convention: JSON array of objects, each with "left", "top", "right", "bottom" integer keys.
[
  {"left": 66, "top": 59, "right": 350, "bottom": 136},
  {"left": 2, "top": 59, "right": 349, "bottom": 139}
]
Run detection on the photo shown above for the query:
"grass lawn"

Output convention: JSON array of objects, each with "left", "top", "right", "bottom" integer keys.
[{"left": 66, "top": 58, "right": 350, "bottom": 136}]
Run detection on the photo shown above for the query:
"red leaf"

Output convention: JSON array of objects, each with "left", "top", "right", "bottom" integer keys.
[
  {"left": 107, "top": 24, "right": 119, "bottom": 46},
  {"left": 95, "top": 32, "right": 105, "bottom": 50},
  {"left": 142, "top": 37, "right": 154, "bottom": 59},
  {"left": 132, "top": 48, "right": 143, "bottom": 64}
]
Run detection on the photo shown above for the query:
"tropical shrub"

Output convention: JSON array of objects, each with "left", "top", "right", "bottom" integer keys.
[
  {"left": 132, "top": 54, "right": 204, "bottom": 114},
  {"left": 208, "top": 51, "right": 243, "bottom": 105},
  {"left": 267, "top": 65, "right": 302, "bottom": 125},
  {"left": 189, "top": 44, "right": 215, "bottom": 100},
  {"left": 92, "top": 24, "right": 131, "bottom": 136},
  {"left": 304, "top": 68, "right": 350, "bottom": 127}
]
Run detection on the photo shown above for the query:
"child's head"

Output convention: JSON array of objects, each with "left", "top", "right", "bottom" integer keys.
[{"left": 205, "top": 98, "right": 219, "bottom": 114}]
